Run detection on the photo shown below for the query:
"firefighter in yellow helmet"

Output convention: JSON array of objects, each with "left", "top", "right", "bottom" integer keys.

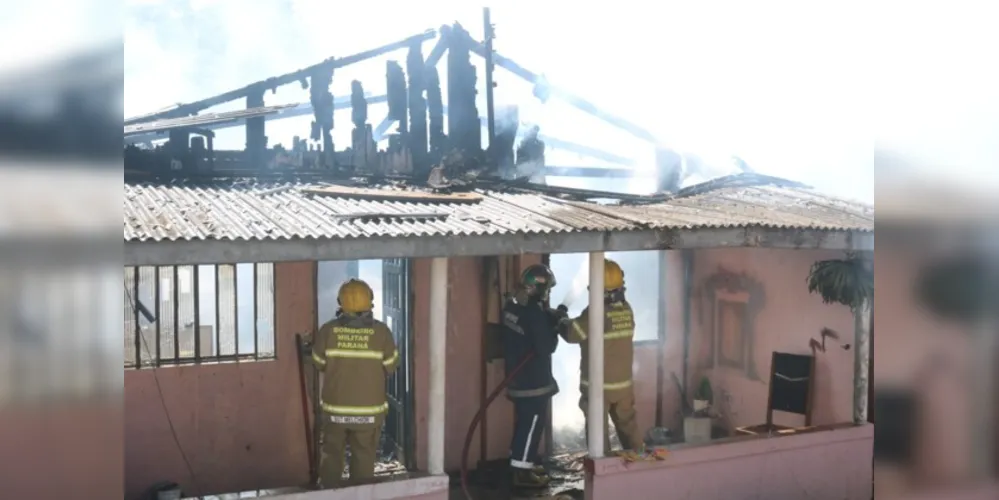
[
  {"left": 312, "top": 278, "right": 399, "bottom": 488},
  {"left": 558, "top": 259, "right": 641, "bottom": 454}
]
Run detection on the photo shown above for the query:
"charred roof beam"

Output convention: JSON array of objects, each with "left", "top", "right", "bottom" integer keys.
[
  {"left": 128, "top": 29, "right": 437, "bottom": 124},
  {"left": 372, "top": 31, "right": 450, "bottom": 143}
]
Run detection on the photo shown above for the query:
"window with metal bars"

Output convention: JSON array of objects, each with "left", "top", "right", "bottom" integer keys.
[{"left": 123, "top": 263, "right": 276, "bottom": 368}]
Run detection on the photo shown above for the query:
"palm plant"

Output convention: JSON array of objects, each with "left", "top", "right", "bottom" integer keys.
[{"left": 806, "top": 252, "right": 873, "bottom": 311}]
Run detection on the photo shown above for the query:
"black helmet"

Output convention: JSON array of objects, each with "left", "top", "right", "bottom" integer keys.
[{"left": 521, "top": 264, "right": 557, "bottom": 301}]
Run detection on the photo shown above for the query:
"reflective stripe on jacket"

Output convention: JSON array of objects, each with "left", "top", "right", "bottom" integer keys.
[
  {"left": 312, "top": 314, "right": 399, "bottom": 417},
  {"left": 564, "top": 301, "right": 635, "bottom": 394}
]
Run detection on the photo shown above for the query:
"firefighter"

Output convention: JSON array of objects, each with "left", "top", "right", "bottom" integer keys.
[
  {"left": 502, "top": 264, "right": 564, "bottom": 488},
  {"left": 312, "top": 278, "right": 399, "bottom": 488},
  {"left": 559, "top": 259, "right": 641, "bottom": 455}
]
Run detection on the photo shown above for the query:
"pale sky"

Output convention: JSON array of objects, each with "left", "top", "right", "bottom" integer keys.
[
  {"left": 117, "top": 0, "right": 999, "bottom": 205},
  {"left": 117, "top": 0, "right": 934, "bottom": 203}
]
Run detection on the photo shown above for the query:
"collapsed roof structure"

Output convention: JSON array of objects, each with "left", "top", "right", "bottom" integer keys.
[{"left": 122, "top": 15, "right": 874, "bottom": 266}]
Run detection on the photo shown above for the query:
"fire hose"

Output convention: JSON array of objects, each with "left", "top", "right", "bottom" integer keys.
[
  {"left": 460, "top": 350, "right": 535, "bottom": 500},
  {"left": 460, "top": 304, "right": 571, "bottom": 500},
  {"left": 461, "top": 264, "right": 583, "bottom": 500}
]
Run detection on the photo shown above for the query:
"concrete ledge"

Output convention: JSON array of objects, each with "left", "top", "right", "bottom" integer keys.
[
  {"left": 262, "top": 475, "right": 449, "bottom": 500},
  {"left": 585, "top": 423, "right": 874, "bottom": 500}
]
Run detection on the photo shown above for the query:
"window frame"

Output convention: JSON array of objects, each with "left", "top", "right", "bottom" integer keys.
[{"left": 123, "top": 262, "right": 277, "bottom": 368}]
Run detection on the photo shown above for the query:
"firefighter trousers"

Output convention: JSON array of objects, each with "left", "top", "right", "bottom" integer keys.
[
  {"left": 579, "top": 388, "right": 641, "bottom": 454},
  {"left": 320, "top": 415, "right": 384, "bottom": 489},
  {"left": 509, "top": 395, "right": 549, "bottom": 470}
]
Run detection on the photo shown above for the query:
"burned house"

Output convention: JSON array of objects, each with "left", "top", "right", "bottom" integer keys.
[{"left": 123, "top": 16, "right": 878, "bottom": 500}]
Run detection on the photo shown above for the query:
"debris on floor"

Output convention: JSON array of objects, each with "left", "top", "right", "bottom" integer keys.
[
  {"left": 451, "top": 452, "right": 586, "bottom": 499},
  {"left": 615, "top": 447, "right": 669, "bottom": 462}
]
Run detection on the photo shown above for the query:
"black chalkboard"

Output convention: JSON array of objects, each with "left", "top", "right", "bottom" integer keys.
[
  {"left": 873, "top": 389, "right": 918, "bottom": 465},
  {"left": 769, "top": 352, "right": 814, "bottom": 415}
]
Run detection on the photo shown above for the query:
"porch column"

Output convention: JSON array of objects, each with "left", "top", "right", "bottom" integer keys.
[
  {"left": 427, "top": 257, "right": 448, "bottom": 475},
  {"left": 586, "top": 252, "right": 605, "bottom": 457},
  {"left": 853, "top": 255, "right": 873, "bottom": 424},
  {"left": 972, "top": 237, "right": 998, "bottom": 479}
]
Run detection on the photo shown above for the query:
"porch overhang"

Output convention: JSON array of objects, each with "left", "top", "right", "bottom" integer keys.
[{"left": 124, "top": 227, "right": 874, "bottom": 266}]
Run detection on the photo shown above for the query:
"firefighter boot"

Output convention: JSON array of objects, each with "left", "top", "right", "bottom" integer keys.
[
  {"left": 512, "top": 468, "right": 550, "bottom": 489},
  {"left": 532, "top": 464, "right": 550, "bottom": 478}
]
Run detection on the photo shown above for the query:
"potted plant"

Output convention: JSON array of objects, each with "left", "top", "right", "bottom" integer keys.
[
  {"left": 806, "top": 253, "right": 873, "bottom": 311},
  {"left": 672, "top": 373, "right": 715, "bottom": 444},
  {"left": 692, "top": 376, "right": 714, "bottom": 415}
]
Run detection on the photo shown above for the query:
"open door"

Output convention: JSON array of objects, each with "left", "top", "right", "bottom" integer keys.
[{"left": 382, "top": 258, "right": 414, "bottom": 467}]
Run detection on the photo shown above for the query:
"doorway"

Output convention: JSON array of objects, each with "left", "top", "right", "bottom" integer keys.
[
  {"left": 316, "top": 259, "right": 415, "bottom": 468},
  {"left": 546, "top": 250, "right": 662, "bottom": 452}
]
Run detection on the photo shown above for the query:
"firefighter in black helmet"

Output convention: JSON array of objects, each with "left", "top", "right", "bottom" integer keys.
[{"left": 501, "top": 263, "right": 565, "bottom": 488}]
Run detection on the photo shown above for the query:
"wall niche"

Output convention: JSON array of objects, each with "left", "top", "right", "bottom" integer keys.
[{"left": 702, "top": 268, "right": 765, "bottom": 381}]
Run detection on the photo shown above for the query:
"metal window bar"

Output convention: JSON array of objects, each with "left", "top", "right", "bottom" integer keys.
[
  {"left": 215, "top": 264, "right": 221, "bottom": 358},
  {"left": 138, "top": 266, "right": 157, "bottom": 366},
  {"left": 123, "top": 263, "right": 278, "bottom": 367},
  {"left": 194, "top": 264, "right": 201, "bottom": 363},
  {"left": 253, "top": 263, "right": 259, "bottom": 360},
  {"left": 269, "top": 263, "right": 276, "bottom": 358},
  {"left": 217, "top": 264, "right": 237, "bottom": 357},
  {"left": 173, "top": 266, "right": 180, "bottom": 361},
  {"left": 256, "top": 263, "right": 275, "bottom": 357},
  {"left": 177, "top": 265, "right": 196, "bottom": 361},
  {"left": 157, "top": 265, "right": 176, "bottom": 364},
  {"left": 234, "top": 264, "right": 240, "bottom": 357},
  {"left": 133, "top": 266, "right": 140, "bottom": 368},
  {"left": 154, "top": 266, "right": 161, "bottom": 365},
  {"left": 235, "top": 263, "right": 256, "bottom": 357},
  {"left": 123, "top": 267, "right": 136, "bottom": 368}
]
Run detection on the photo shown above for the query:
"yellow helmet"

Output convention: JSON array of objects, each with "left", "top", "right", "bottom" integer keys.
[
  {"left": 337, "top": 278, "right": 374, "bottom": 314},
  {"left": 604, "top": 259, "right": 625, "bottom": 290}
]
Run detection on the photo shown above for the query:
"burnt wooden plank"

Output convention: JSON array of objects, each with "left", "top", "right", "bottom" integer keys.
[{"left": 303, "top": 185, "right": 483, "bottom": 204}]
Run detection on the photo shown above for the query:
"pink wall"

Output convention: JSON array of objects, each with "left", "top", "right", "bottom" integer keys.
[
  {"left": 126, "top": 248, "right": 938, "bottom": 497},
  {"left": 687, "top": 249, "right": 856, "bottom": 431},
  {"left": 0, "top": 401, "right": 122, "bottom": 499},
  {"left": 411, "top": 257, "right": 496, "bottom": 472},
  {"left": 124, "top": 261, "right": 315, "bottom": 499},
  {"left": 411, "top": 255, "right": 543, "bottom": 472},
  {"left": 873, "top": 246, "right": 981, "bottom": 486},
  {"left": 586, "top": 424, "right": 874, "bottom": 500},
  {"left": 634, "top": 251, "right": 688, "bottom": 435}
]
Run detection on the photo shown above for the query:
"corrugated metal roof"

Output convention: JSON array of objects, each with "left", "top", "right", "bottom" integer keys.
[
  {"left": 124, "top": 178, "right": 873, "bottom": 243},
  {"left": 609, "top": 184, "right": 875, "bottom": 231},
  {"left": 123, "top": 180, "right": 628, "bottom": 242}
]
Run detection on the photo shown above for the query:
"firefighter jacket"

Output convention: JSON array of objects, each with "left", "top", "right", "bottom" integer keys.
[
  {"left": 563, "top": 300, "right": 635, "bottom": 396},
  {"left": 501, "top": 296, "right": 560, "bottom": 399},
  {"left": 312, "top": 313, "right": 399, "bottom": 423}
]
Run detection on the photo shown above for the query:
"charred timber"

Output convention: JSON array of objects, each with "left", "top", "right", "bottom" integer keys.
[
  {"left": 483, "top": 8, "right": 497, "bottom": 148},
  {"left": 134, "top": 30, "right": 437, "bottom": 122},
  {"left": 386, "top": 61, "right": 408, "bottom": 134},
  {"left": 351, "top": 80, "right": 368, "bottom": 127},
  {"left": 426, "top": 68, "right": 445, "bottom": 158},
  {"left": 350, "top": 80, "right": 372, "bottom": 170},
  {"left": 407, "top": 42, "right": 429, "bottom": 179},
  {"left": 309, "top": 67, "right": 335, "bottom": 167},
  {"left": 246, "top": 87, "right": 266, "bottom": 169},
  {"left": 446, "top": 23, "right": 481, "bottom": 154}
]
